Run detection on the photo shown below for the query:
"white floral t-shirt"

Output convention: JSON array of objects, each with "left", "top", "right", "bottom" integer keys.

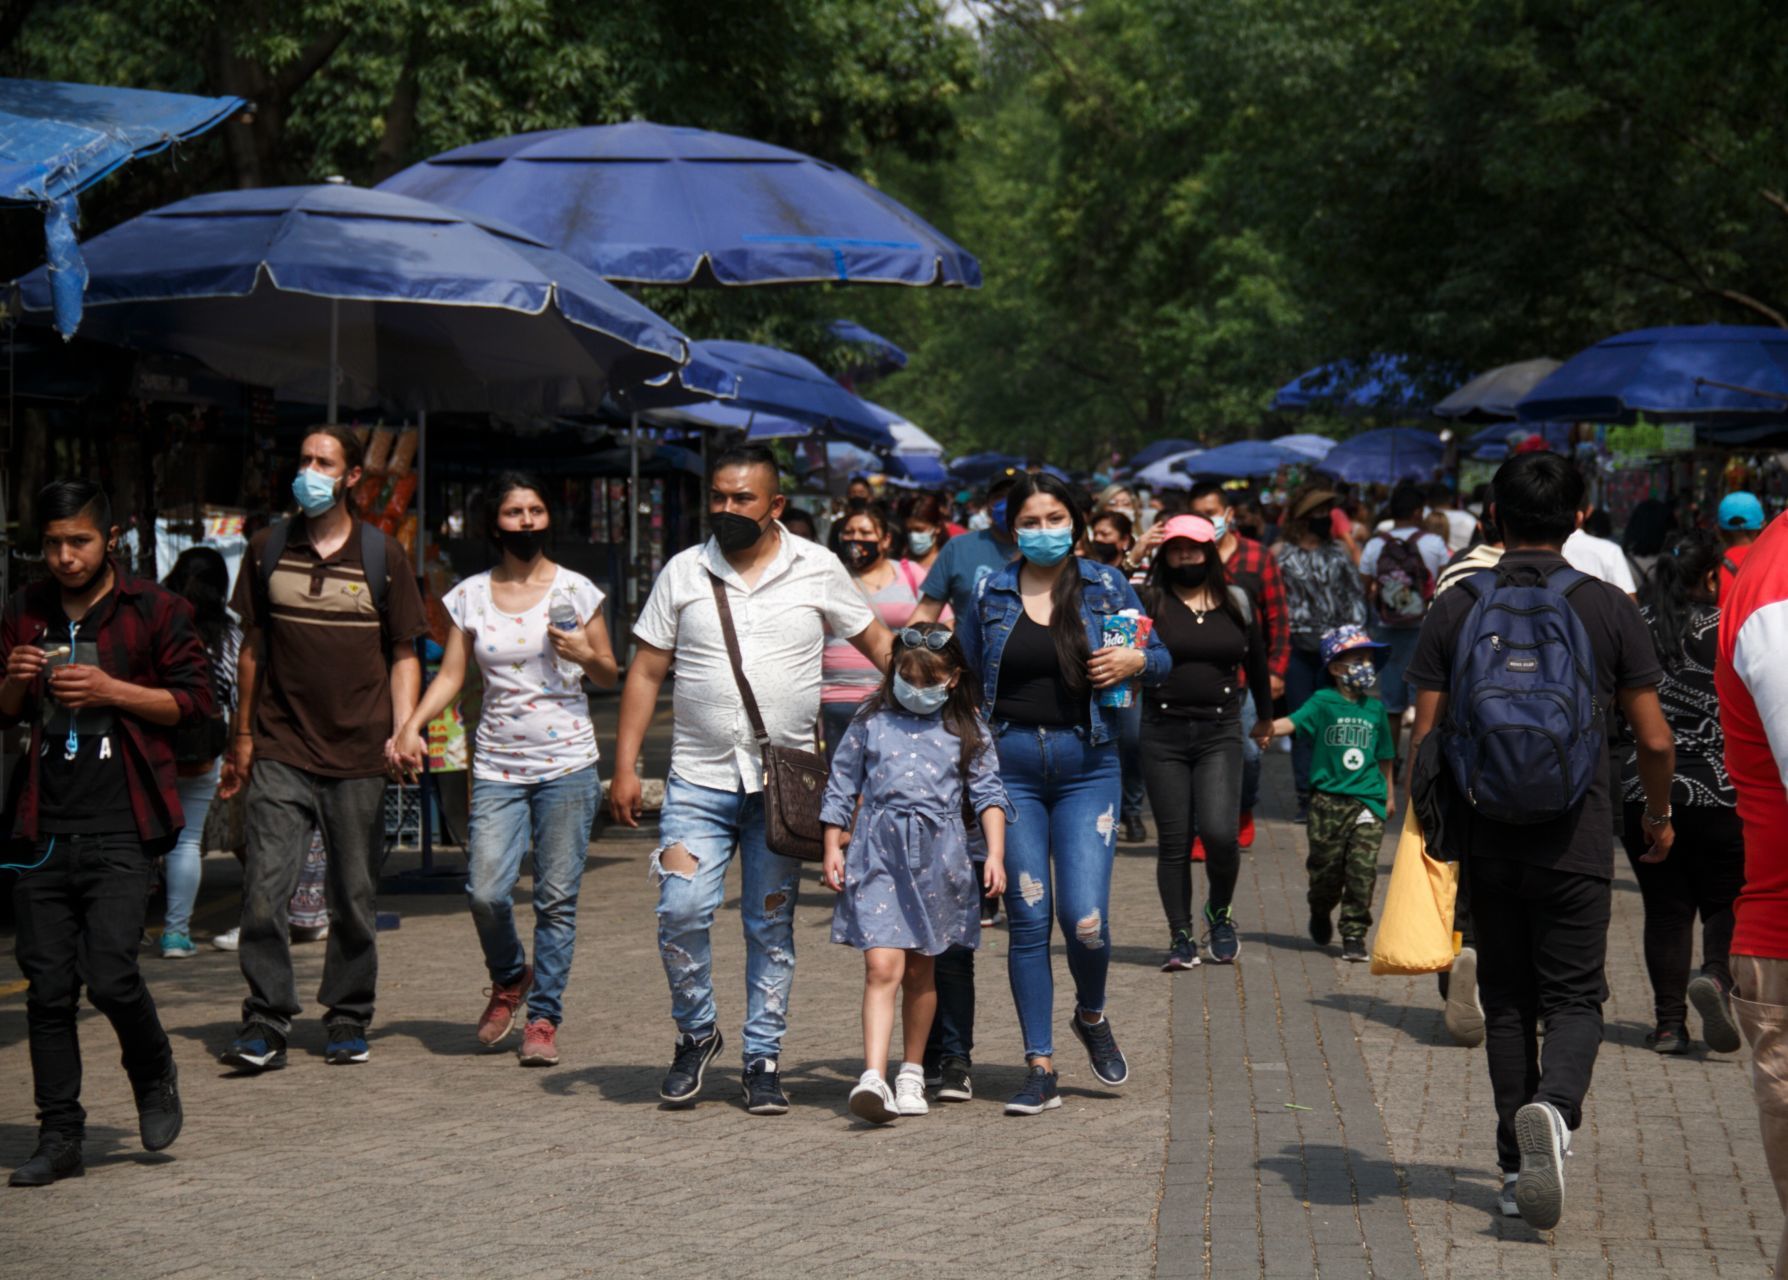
[{"left": 443, "top": 567, "right": 605, "bottom": 784}]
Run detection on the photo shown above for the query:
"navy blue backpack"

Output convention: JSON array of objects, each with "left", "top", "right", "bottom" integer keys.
[{"left": 1441, "top": 564, "right": 1601, "bottom": 825}]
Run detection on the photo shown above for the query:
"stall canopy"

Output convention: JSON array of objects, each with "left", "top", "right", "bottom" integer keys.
[
  {"left": 1516, "top": 325, "right": 1788, "bottom": 423},
  {"left": 379, "top": 121, "right": 981, "bottom": 289},
  {"left": 1433, "top": 358, "right": 1561, "bottom": 422},
  {"left": 1314, "top": 428, "right": 1445, "bottom": 485},
  {"left": 0, "top": 77, "right": 245, "bottom": 336}
]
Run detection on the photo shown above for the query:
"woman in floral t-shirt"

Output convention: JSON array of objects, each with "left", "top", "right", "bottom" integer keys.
[{"left": 397, "top": 473, "right": 618, "bottom": 1067}]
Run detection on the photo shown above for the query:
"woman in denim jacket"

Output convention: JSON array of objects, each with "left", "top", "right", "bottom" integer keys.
[{"left": 958, "top": 472, "right": 1170, "bottom": 1115}]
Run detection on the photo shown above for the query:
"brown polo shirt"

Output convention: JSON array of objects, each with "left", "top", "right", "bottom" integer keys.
[{"left": 232, "top": 517, "right": 428, "bottom": 778}]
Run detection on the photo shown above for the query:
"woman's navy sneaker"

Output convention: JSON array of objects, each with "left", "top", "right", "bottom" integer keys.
[
  {"left": 1004, "top": 1064, "right": 1062, "bottom": 1116},
  {"left": 660, "top": 1029, "right": 723, "bottom": 1106},
  {"left": 1161, "top": 931, "right": 1199, "bottom": 972},
  {"left": 324, "top": 1022, "right": 371, "bottom": 1065},
  {"left": 1205, "top": 903, "right": 1240, "bottom": 964},
  {"left": 742, "top": 1057, "right": 789, "bottom": 1115},
  {"left": 1070, "top": 1009, "right": 1130, "bottom": 1086},
  {"left": 220, "top": 1023, "right": 287, "bottom": 1073}
]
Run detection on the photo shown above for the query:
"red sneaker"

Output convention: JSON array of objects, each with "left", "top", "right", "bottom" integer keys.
[
  {"left": 518, "top": 1018, "right": 560, "bottom": 1067},
  {"left": 1190, "top": 838, "right": 1206, "bottom": 863},
  {"left": 1238, "top": 810, "right": 1256, "bottom": 849},
  {"left": 476, "top": 964, "right": 533, "bottom": 1046}
]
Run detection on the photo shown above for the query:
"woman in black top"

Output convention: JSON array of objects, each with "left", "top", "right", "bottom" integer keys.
[
  {"left": 1619, "top": 532, "right": 1745, "bottom": 1055},
  {"left": 1138, "top": 515, "right": 1273, "bottom": 971}
]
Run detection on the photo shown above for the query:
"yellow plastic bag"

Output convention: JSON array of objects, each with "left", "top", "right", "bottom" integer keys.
[{"left": 1369, "top": 805, "right": 1460, "bottom": 975}]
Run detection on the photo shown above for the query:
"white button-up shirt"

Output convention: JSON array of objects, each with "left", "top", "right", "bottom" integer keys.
[{"left": 633, "top": 524, "right": 876, "bottom": 793}]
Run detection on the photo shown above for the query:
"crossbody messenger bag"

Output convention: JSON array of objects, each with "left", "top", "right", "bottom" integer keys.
[{"left": 706, "top": 571, "right": 828, "bottom": 861}]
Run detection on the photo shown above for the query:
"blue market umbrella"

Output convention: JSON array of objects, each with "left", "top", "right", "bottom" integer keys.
[
  {"left": 1272, "top": 354, "right": 1429, "bottom": 415},
  {"left": 1179, "top": 440, "right": 1297, "bottom": 479},
  {"left": 1433, "top": 358, "right": 1561, "bottom": 422},
  {"left": 1516, "top": 325, "right": 1788, "bottom": 422},
  {"left": 0, "top": 77, "right": 245, "bottom": 335},
  {"left": 379, "top": 121, "right": 980, "bottom": 288},
  {"left": 1135, "top": 450, "right": 1204, "bottom": 490},
  {"left": 1128, "top": 438, "right": 1199, "bottom": 469},
  {"left": 947, "top": 452, "right": 1069, "bottom": 485},
  {"left": 1314, "top": 428, "right": 1445, "bottom": 485},
  {"left": 884, "top": 452, "right": 950, "bottom": 487},
  {"left": 1271, "top": 433, "right": 1338, "bottom": 461},
  {"left": 10, "top": 182, "right": 703, "bottom": 416},
  {"left": 831, "top": 319, "right": 908, "bottom": 386},
  {"left": 1465, "top": 421, "right": 1575, "bottom": 461}
]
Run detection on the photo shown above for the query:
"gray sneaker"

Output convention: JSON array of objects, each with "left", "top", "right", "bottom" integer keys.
[
  {"left": 1688, "top": 973, "right": 1742, "bottom": 1053},
  {"left": 1498, "top": 1173, "right": 1520, "bottom": 1218},
  {"left": 1513, "top": 1101, "right": 1571, "bottom": 1229},
  {"left": 1444, "top": 947, "right": 1486, "bottom": 1047}
]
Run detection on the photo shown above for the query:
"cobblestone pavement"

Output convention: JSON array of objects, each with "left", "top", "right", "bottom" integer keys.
[{"left": 0, "top": 731, "right": 1776, "bottom": 1278}]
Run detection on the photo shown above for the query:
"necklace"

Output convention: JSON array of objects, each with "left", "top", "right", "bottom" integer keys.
[{"left": 1179, "top": 589, "right": 1213, "bottom": 624}]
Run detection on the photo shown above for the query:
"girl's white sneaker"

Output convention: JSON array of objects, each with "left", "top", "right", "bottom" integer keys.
[
  {"left": 894, "top": 1070, "right": 930, "bottom": 1117},
  {"left": 848, "top": 1074, "right": 897, "bottom": 1125}
]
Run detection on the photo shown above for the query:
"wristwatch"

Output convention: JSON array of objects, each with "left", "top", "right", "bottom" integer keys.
[{"left": 1643, "top": 804, "right": 1672, "bottom": 830}]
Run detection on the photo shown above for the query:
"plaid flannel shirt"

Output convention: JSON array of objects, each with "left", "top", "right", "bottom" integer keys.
[
  {"left": 1223, "top": 535, "right": 1290, "bottom": 679},
  {"left": 0, "top": 563, "right": 216, "bottom": 845}
]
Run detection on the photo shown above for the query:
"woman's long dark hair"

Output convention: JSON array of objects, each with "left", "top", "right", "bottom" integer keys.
[
  {"left": 857, "top": 623, "right": 987, "bottom": 777},
  {"left": 1004, "top": 471, "right": 1091, "bottom": 696},
  {"left": 162, "top": 546, "right": 229, "bottom": 653},
  {"left": 1142, "top": 537, "right": 1247, "bottom": 631},
  {"left": 1639, "top": 530, "right": 1722, "bottom": 671},
  {"left": 483, "top": 471, "right": 554, "bottom": 551}
]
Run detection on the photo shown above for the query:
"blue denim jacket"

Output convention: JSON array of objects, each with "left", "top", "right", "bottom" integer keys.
[{"left": 957, "top": 556, "right": 1170, "bottom": 746}]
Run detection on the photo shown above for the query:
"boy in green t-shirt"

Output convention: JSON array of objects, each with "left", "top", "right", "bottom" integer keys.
[{"left": 1266, "top": 625, "right": 1396, "bottom": 962}]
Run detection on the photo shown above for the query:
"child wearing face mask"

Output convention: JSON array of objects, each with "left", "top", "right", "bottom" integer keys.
[
  {"left": 1263, "top": 625, "right": 1396, "bottom": 963},
  {"left": 820, "top": 624, "right": 1013, "bottom": 1125}
]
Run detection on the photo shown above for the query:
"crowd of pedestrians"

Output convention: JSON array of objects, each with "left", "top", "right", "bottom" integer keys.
[{"left": 5, "top": 435, "right": 1787, "bottom": 1265}]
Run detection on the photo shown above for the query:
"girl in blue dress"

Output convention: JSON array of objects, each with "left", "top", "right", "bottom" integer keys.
[{"left": 821, "top": 623, "right": 1012, "bottom": 1125}]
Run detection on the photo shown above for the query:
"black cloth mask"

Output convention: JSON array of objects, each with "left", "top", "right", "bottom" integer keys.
[
  {"left": 497, "top": 528, "right": 548, "bottom": 562},
  {"left": 1168, "top": 560, "right": 1211, "bottom": 589},
  {"left": 711, "top": 510, "right": 768, "bottom": 554},
  {"left": 840, "top": 540, "right": 882, "bottom": 571}
]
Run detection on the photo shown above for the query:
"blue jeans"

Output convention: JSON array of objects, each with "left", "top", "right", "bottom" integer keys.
[
  {"left": 1238, "top": 698, "right": 1262, "bottom": 813},
  {"left": 1285, "top": 645, "right": 1327, "bottom": 799},
  {"left": 996, "top": 723, "right": 1121, "bottom": 1060},
  {"left": 1118, "top": 700, "right": 1145, "bottom": 821},
  {"left": 162, "top": 763, "right": 219, "bottom": 936},
  {"left": 1371, "top": 624, "right": 1422, "bottom": 716},
  {"left": 651, "top": 774, "right": 803, "bottom": 1065},
  {"left": 466, "top": 766, "right": 601, "bottom": 1025}
]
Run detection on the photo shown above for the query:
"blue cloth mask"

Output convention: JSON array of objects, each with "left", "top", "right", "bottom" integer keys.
[
  {"left": 893, "top": 673, "right": 952, "bottom": 715},
  {"left": 989, "top": 499, "right": 1007, "bottom": 530},
  {"left": 1335, "top": 660, "right": 1376, "bottom": 695},
  {"left": 907, "top": 530, "right": 935, "bottom": 557},
  {"left": 1016, "top": 527, "right": 1074, "bottom": 566},
  {"left": 292, "top": 467, "right": 341, "bottom": 518}
]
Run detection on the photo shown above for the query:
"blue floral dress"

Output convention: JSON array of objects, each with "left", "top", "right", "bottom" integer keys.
[{"left": 821, "top": 707, "right": 1015, "bottom": 955}]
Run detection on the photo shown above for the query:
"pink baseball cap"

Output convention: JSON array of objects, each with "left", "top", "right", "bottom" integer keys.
[{"left": 1157, "top": 514, "right": 1217, "bottom": 544}]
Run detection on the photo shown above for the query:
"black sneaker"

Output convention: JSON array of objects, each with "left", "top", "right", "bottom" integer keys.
[
  {"left": 936, "top": 1055, "right": 973, "bottom": 1102},
  {"left": 1293, "top": 796, "right": 1310, "bottom": 825},
  {"left": 1204, "top": 902, "right": 1240, "bottom": 964},
  {"left": 220, "top": 1022, "right": 287, "bottom": 1073},
  {"left": 1122, "top": 813, "right": 1148, "bottom": 843},
  {"left": 1070, "top": 1008, "right": 1130, "bottom": 1086},
  {"left": 742, "top": 1057, "right": 790, "bottom": 1115},
  {"left": 8, "top": 1132, "right": 82, "bottom": 1187},
  {"left": 1309, "top": 910, "right": 1334, "bottom": 947},
  {"left": 1688, "top": 973, "right": 1742, "bottom": 1053},
  {"left": 323, "top": 1021, "right": 371, "bottom": 1065},
  {"left": 1161, "top": 931, "right": 1199, "bottom": 972},
  {"left": 1342, "top": 936, "right": 1369, "bottom": 963},
  {"left": 1646, "top": 1024, "right": 1692, "bottom": 1055},
  {"left": 659, "top": 1028, "right": 723, "bottom": 1106},
  {"left": 134, "top": 1063, "right": 182, "bottom": 1151},
  {"left": 1004, "top": 1064, "right": 1061, "bottom": 1116}
]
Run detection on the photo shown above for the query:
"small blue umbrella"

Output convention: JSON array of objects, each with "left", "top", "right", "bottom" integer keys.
[
  {"left": 1465, "top": 422, "right": 1574, "bottom": 459},
  {"left": 1179, "top": 440, "right": 1297, "bottom": 479},
  {"left": 1135, "top": 450, "right": 1204, "bottom": 490},
  {"left": 1128, "top": 438, "right": 1200, "bottom": 469},
  {"left": 1516, "top": 325, "right": 1788, "bottom": 422},
  {"left": 831, "top": 319, "right": 908, "bottom": 386},
  {"left": 1272, "top": 433, "right": 1338, "bottom": 461},
  {"left": 884, "top": 452, "right": 950, "bottom": 487},
  {"left": 1272, "top": 354, "right": 1428, "bottom": 415},
  {"left": 379, "top": 121, "right": 980, "bottom": 288},
  {"left": 1314, "top": 428, "right": 1445, "bottom": 485},
  {"left": 1433, "top": 358, "right": 1561, "bottom": 422},
  {"left": 1, "top": 77, "right": 246, "bottom": 336}
]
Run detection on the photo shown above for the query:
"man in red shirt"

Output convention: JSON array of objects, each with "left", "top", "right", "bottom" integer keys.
[
  {"left": 1718, "top": 490, "right": 1764, "bottom": 597},
  {"left": 1717, "top": 507, "right": 1788, "bottom": 1275}
]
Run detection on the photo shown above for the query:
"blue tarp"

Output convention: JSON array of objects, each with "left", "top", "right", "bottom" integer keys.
[
  {"left": 379, "top": 121, "right": 980, "bottom": 288},
  {"left": 1, "top": 77, "right": 245, "bottom": 336},
  {"left": 1314, "top": 428, "right": 1446, "bottom": 485},
  {"left": 1272, "top": 354, "right": 1428, "bottom": 414},
  {"left": 1516, "top": 325, "right": 1788, "bottom": 422}
]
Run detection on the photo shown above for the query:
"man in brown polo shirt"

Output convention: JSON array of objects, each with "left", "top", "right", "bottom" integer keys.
[{"left": 218, "top": 425, "right": 427, "bottom": 1072}]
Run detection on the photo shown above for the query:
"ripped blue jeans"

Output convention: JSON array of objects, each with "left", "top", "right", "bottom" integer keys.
[
  {"left": 996, "top": 723, "right": 1121, "bottom": 1060},
  {"left": 651, "top": 774, "right": 802, "bottom": 1065}
]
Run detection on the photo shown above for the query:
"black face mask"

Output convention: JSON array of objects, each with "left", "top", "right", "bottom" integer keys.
[
  {"left": 1168, "top": 560, "right": 1211, "bottom": 589},
  {"left": 1085, "top": 540, "right": 1123, "bottom": 565},
  {"left": 840, "top": 540, "right": 881, "bottom": 571},
  {"left": 711, "top": 510, "right": 768, "bottom": 554},
  {"left": 497, "top": 528, "right": 548, "bottom": 562},
  {"left": 1306, "top": 516, "right": 1332, "bottom": 541}
]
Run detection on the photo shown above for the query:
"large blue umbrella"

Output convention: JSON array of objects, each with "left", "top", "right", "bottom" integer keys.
[
  {"left": 1, "top": 77, "right": 246, "bottom": 335},
  {"left": 1135, "top": 450, "right": 1204, "bottom": 490},
  {"left": 1516, "top": 325, "right": 1788, "bottom": 422},
  {"left": 379, "top": 121, "right": 980, "bottom": 288},
  {"left": 1315, "top": 428, "right": 1445, "bottom": 485},
  {"left": 1179, "top": 440, "right": 1297, "bottom": 479},
  {"left": 831, "top": 318, "right": 908, "bottom": 386},
  {"left": 1127, "top": 438, "right": 1200, "bottom": 469},
  {"left": 1433, "top": 358, "right": 1561, "bottom": 422},
  {"left": 1272, "top": 354, "right": 1428, "bottom": 415},
  {"left": 883, "top": 452, "right": 950, "bottom": 488},
  {"left": 1272, "top": 432, "right": 1338, "bottom": 461},
  {"left": 10, "top": 182, "right": 704, "bottom": 415}
]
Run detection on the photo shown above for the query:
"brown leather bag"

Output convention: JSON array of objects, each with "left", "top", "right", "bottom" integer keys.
[{"left": 707, "top": 572, "right": 828, "bottom": 861}]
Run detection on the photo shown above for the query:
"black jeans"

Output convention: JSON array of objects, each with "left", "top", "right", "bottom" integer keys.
[
  {"left": 1618, "top": 802, "right": 1745, "bottom": 1028},
  {"left": 1469, "top": 855, "right": 1612, "bottom": 1173},
  {"left": 1139, "top": 711, "right": 1244, "bottom": 935},
  {"left": 924, "top": 944, "right": 976, "bottom": 1071},
  {"left": 13, "top": 831, "right": 174, "bottom": 1138},
  {"left": 239, "top": 760, "right": 388, "bottom": 1032}
]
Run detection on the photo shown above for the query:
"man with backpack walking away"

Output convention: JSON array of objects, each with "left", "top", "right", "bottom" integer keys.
[
  {"left": 1406, "top": 452, "right": 1677, "bottom": 1231},
  {"left": 1359, "top": 484, "right": 1448, "bottom": 764},
  {"left": 218, "top": 426, "right": 429, "bottom": 1074}
]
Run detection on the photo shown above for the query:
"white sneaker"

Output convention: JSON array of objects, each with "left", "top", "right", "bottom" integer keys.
[
  {"left": 1498, "top": 1173, "right": 1520, "bottom": 1218},
  {"left": 848, "top": 1073, "right": 897, "bottom": 1126},
  {"left": 1444, "top": 947, "right": 1486, "bottom": 1047},
  {"left": 211, "top": 927, "right": 240, "bottom": 952},
  {"left": 894, "top": 1070, "right": 929, "bottom": 1117},
  {"left": 1513, "top": 1101, "right": 1570, "bottom": 1229}
]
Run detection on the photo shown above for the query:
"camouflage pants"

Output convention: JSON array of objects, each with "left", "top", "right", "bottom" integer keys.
[{"left": 1306, "top": 790, "right": 1384, "bottom": 939}]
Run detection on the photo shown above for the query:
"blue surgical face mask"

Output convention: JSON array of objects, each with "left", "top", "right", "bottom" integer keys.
[
  {"left": 1335, "top": 660, "right": 1376, "bottom": 695},
  {"left": 1209, "top": 514, "right": 1229, "bottom": 540},
  {"left": 1016, "top": 526, "right": 1075, "bottom": 566},
  {"left": 989, "top": 499, "right": 1008, "bottom": 530},
  {"left": 893, "top": 673, "right": 952, "bottom": 715},
  {"left": 907, "top": 530, "right": 935, "bottom": 557},
  {"left": 292, "top": 467, "right": 341, "bottom": 518}
]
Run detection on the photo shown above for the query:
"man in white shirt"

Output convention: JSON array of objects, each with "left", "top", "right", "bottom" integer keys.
[
  {"left": 1561, "top": 489, "right": 1637, "bottom": 596},
  {"left": 610, "top": 445, "right": 892, "bottom": 1115},
  {"left": 1360, "top": 485, "right": 1450, "bottom": 755},
  {"left": 1427, "top": 482, "right": 1479, "bottom": 554}
]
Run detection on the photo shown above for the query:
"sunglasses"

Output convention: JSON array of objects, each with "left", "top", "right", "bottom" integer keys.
[{"left": 896, "top": 628, "right": 953, "bottom": 651}]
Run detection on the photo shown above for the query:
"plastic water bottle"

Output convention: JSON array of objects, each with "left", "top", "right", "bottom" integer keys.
[{"left": 548, "top": 597, "right": 579, "bottom": 632}]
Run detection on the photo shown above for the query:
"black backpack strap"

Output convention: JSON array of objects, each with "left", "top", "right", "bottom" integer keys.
[
  {"left": 359, "top": 521, "right": 389, "bottom": 616},
  {"left": 252, "top": 518, "right": 293, "bottom": 630}
]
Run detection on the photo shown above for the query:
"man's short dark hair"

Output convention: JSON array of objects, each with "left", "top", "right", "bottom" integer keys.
[
  {"left": 306, "top": 423, "right": 365, "bottom": 471},
  {"left": 1493, "top": 452, "right": 1583, "bottom": 546},
  {"left": 1389, "top": 484, "right": 1426, "bottom": 523},
  {"left": 1187, "top": 482, "right": 1227, "bottom": 506},
  {"left": 38, "top": 479, "right": 111, "bottom": 533},
  {"left": 986, "top": 474, "right": 1019, "bottom": 502},
  {"left": 709, "top": 443, "right": 781, "bottom": 488},
  {"left": 1424, "top": 482, "right": 1453, "bottom": 508}
]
